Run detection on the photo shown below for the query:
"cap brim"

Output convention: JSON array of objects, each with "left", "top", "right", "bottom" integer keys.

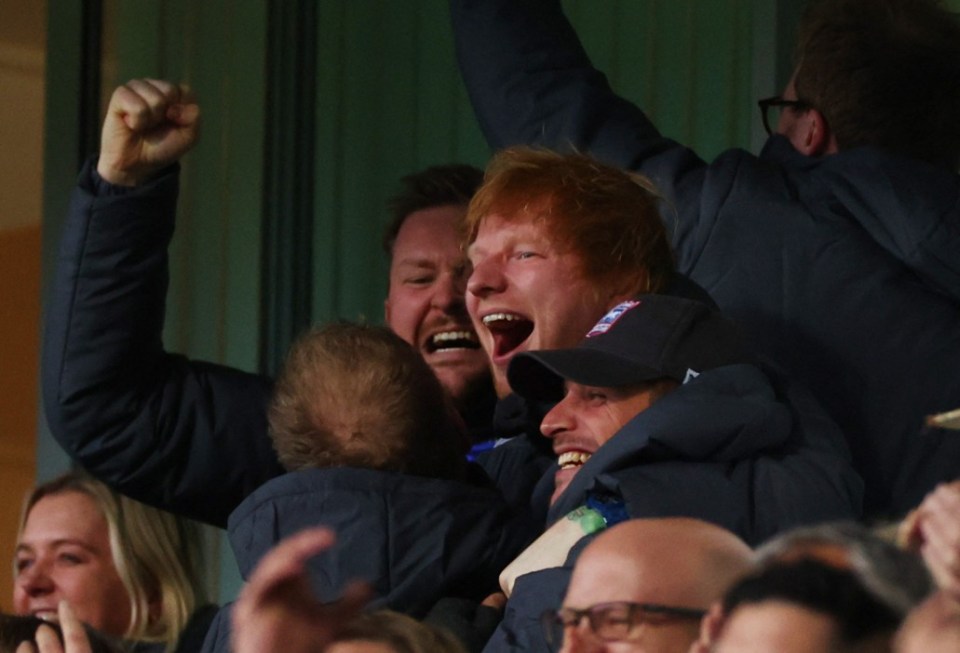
[{"left": 508, "top": 348, "right": 664, "bottom": 402}]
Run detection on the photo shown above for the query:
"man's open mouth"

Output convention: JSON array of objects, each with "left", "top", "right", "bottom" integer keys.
[
  {"left": 425, "top": 330, "right": 481, "bottom": 353},
  {"left": 481, "top": 312, "right": 534, "bottom": 359},
  {"left": 558, "top": 450, "right": 591, "bottom": 470}
]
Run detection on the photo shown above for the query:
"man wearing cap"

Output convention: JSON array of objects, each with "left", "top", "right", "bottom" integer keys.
[{"left": 482, "top": 293, "right": 861, "bottom": 652}]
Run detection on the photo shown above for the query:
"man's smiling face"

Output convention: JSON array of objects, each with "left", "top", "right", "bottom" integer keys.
[
  {"left": 466, "top": 214, "right": 620, "bottom": 397},
  {"left": 541, "top": 381, "right": 673, "bottom": 505},
  {"left": 385, "top": 205, "right": 490, "bottom": 405}
]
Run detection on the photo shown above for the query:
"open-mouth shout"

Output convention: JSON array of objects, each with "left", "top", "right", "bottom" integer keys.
[{"left": 482, "top": 312, "right": 534, "bottom": 358}]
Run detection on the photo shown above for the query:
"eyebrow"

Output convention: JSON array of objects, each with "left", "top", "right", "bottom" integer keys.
[
  {"left": 394, "top": 258, "right": 438, "bottom": 268},
  {"left": 465, "top": 240, "right": 486, "bottom": 259},
  {"left": 15, "top": 539, "right": 99, "bottom": 555}
]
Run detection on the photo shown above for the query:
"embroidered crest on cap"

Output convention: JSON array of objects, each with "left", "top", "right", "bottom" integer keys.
[
  {"left": 683, "top": 369, "right": 700, "bottom": 384},
  {"left": 586, "top": 300, "right": 641, "bottom": 338}
]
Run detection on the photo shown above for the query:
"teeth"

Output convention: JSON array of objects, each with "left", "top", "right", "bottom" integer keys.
[
  {"left": 558, "top": 451, "right": 591, "bottom": 469},
  {"left": 429, "top": 330, "right": 480, "bottom": 352},
  {"left": 482, "top": 313, "right": 524, "bottom": 325},
  {"left": 433, "top": 331, "right": 477, "bottom": 343}
]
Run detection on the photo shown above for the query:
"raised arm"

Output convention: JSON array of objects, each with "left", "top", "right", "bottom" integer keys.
[
  {"left": 448, "top": 0, "right": 717, "bottom": 268},
  {"left": 449, "top": 0, "right": 677, "bottom": 169},
  {"left": 42, "top": 80, "right": 284, "bottom": 527}
]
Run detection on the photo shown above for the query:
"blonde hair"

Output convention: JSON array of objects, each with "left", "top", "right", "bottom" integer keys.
[{"left": 18, "top": 471, "right": 207, "bottom": 652}]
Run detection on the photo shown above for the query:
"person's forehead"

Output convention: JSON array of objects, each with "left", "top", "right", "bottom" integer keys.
[
  {"left": 565, "top": 548, "right": 679, "bottom": 607},
  {"left": 22, "top": 491, "right": 109, "bottom": 544},
  {"left": 390, "top": 205, "right": 467, "bottom": 268},
  {"left": 394, "top": 205, "right": 464, "bottom": 248},
  {"left": 566, "top": 381, "right": 654, "bottom": 401},
  {"left": 467, "top": 212, "right": 562, "bottom": 256},
  {"left": 719, "top": 601, "right": 839, "bottom": 653}
]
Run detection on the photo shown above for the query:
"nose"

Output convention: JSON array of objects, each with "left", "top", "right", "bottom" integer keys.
[
  {"left": 432, "top": 270, "right": 467, "bottom": 313},
  {"left": 466, "top": 255, "right": 506, "bottom": 299},
  {"left": 541, "top": 397, "right": 574, "bottom": 440},
  {"left": 16, "top": 561, "right": 55, "bottom": 599}
]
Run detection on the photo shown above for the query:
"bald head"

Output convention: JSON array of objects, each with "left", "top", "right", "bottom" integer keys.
[
  {"left": 559, "top": 518, "right": 753, "bottom": 653},
  {"left": 567, "top": 518, "right": 754, "bottom": 610}
]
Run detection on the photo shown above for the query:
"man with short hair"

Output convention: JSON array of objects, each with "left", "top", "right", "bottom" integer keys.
[
  {"left": 382, "top": 164, "right": 495, "bottom": 440},
  {"left": 450, "top": 0, "right": 960, "bottom": 517},
  {"left": 543, "top": 518, "right": 753, "bottom": 653}
]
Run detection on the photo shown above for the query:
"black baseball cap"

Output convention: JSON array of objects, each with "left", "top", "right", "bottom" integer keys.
[{"left": 507, "top": 294, "right": 755, "bottom": 402}]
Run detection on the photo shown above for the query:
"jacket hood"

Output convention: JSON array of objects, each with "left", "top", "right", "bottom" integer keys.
[
  {"left": 766, "top": 136, "right": 960, "bottom": 302},
  {"left": 227, "top": 468, "right": 531, "bottom": 617}
]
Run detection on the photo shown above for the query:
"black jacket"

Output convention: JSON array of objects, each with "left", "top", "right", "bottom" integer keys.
[{"left": 200, "top": 467, "right": 533, "bottom": 653}]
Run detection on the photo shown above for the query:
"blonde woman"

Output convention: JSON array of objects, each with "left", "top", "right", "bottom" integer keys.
[{"left": 13, "top": 471, "right": 216, "bottom": 652}]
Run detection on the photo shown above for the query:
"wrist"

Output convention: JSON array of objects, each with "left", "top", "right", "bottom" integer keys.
[{"left": 96, "top": 159, "right": 147, "bottom": 187}]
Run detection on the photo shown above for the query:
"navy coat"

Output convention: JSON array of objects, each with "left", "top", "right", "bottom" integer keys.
[{"left": 200, "top": 467, "right": 533, "bottom": 653}]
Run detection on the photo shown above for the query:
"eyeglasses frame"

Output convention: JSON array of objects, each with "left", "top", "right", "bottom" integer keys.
[
  {"left": 757, "top": 96, "right": 809, "bottom": 135},
  {"left": 540, "top": 600, "right": 707, "bottom": 648}
]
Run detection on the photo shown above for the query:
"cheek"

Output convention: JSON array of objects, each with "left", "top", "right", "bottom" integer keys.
[
  {"left": 49, "top": 570, "right": 86, "bottom": 605},
  {"left": 12, "top": 585, "right": 29, "bottom": 611},
  {"left": 466, "top": 293, "right": 480, "bottom": 321},
  {"left": 81, "top": 575, "right": 133, "bottom": 635},
  {"left": 385, "top": 291, "right": 429, "bottom": 343}
]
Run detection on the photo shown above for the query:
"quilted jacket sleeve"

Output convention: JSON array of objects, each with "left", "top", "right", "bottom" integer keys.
[{"left": 42, "top": 159, "right": 284, "bottom": 527}]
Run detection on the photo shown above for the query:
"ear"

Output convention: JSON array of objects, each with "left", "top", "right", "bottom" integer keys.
[
  {"left": 791, "top": 108, "right": 836, "bottom": 157},
  {"left": 383, "top": 297, "right": 391, "bottom": 325},
  {"left": 689, "top": 601, "right": 726, "bottom": 653}
]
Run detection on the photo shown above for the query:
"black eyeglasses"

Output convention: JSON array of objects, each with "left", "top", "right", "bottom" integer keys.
[
  {"left": 540, "top": 601, "right": 707, "bottom": 649},
  {"left": 757, "top": 96, "right": 809, "bottom": 135}
]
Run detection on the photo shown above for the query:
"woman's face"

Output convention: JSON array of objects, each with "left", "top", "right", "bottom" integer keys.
[{"left": 13, "top": 490, "right": 133, "bottom": 636}]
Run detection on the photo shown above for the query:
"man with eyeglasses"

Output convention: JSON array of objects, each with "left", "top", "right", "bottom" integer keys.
[
  {"left": 541, "top": 518, "right": 752, "bottom": 653},
  {"left": 450, "top": 0, "right": 960, "bottom": 520}
]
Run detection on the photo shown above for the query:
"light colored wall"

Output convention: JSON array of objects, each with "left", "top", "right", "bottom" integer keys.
[{"left": 0, "top": 0, "right": 45, "bottom": 613}]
